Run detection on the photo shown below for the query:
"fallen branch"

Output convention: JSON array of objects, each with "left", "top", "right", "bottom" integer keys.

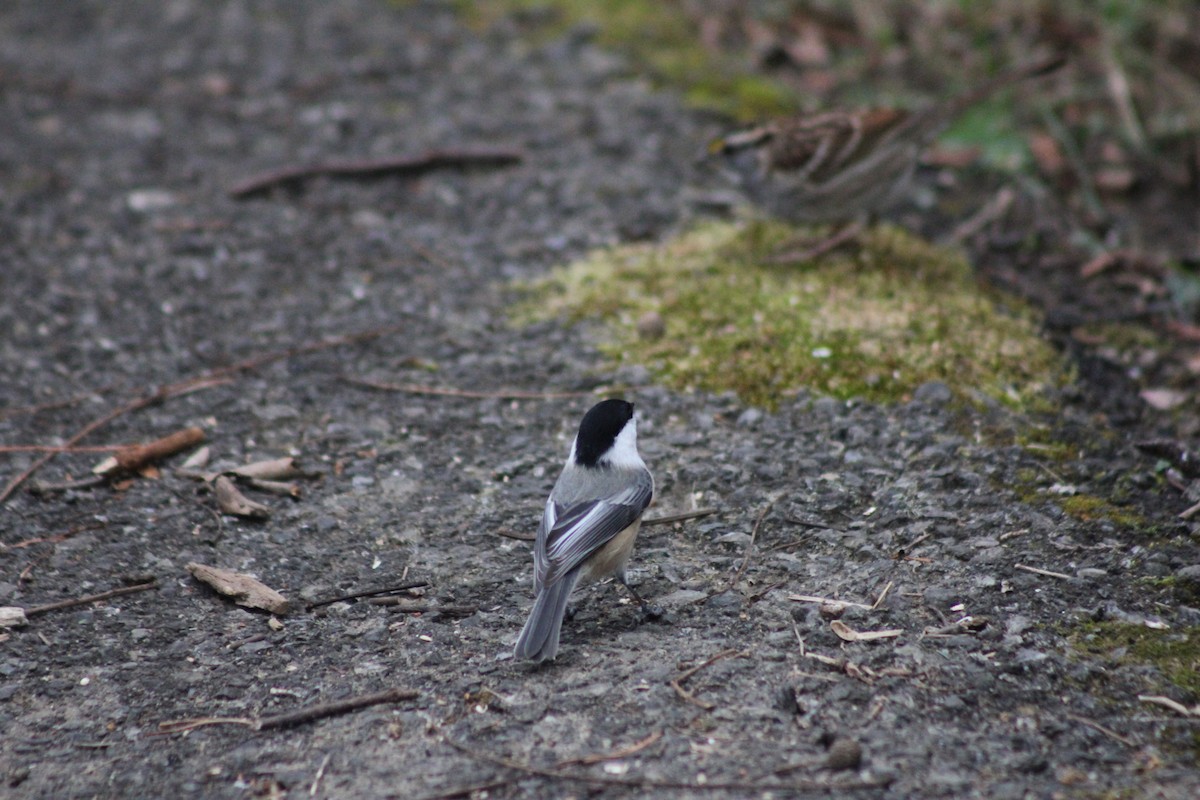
[
  {"left": 229, "top": 147, "right": 525, "bottom": 198},
  {"left": 345, "top": 376, "right": 588, "bottom": 401},
  {"left": 25, "top": 581, "right": 158, "bottom": 617},
  {"left": 157, "top": 687, "right": 418, "bottom": 734}
]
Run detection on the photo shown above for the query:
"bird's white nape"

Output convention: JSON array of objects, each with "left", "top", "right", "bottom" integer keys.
[{"left": 599, "top": 417, "right": 644, "bottom": 469}]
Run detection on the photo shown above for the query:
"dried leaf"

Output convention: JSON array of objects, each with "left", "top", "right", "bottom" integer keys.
[
  {"left": 830, "top": 620, "right": 902, "bottom": 642},
  {"left": 0, "top": 606, "right": 28, "bottom": 627},
  {"left": 181, "top": 445, "right": 211, "bottom": 470},
  {"left": 186, "top": 562, "right": 291, "bottom": 614},
  {"left": 229, "top": 457, "right": 305, "bottom": 481},
  {"left": 1140, "top": 388, "right": 1189, "bottom": 411},
  {"left": 213, "top": 475, "right": 271, "bottom": 519}
]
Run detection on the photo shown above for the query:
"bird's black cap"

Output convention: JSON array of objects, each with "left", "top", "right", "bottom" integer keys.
[{"left": 574, "top": 399, "right": 635, "bottom": 467}]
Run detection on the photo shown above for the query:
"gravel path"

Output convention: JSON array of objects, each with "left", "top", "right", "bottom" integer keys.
[{"left": 1, "top": 2, "right": 1197, "bottom": 798}]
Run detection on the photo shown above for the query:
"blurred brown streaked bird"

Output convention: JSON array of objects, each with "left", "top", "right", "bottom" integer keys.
[{"left": 710, "top": 55, "right": 1066, "bottom": 254}]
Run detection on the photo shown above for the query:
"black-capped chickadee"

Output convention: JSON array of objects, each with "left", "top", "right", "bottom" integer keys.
[{"left": 514, "top": 399, "right": 654, "bottom": 662}]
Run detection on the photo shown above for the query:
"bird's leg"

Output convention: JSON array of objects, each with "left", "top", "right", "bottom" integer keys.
[
  {"left": 616, "top": 574, "right": 664, "bottom": 620},
  {"left": 766, "top": 218, "right": 866, "bottom": 264}
]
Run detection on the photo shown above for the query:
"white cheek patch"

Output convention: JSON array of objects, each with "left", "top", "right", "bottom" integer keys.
[{"left": 601, "top": 419, "right": 645, "bottom": 469}]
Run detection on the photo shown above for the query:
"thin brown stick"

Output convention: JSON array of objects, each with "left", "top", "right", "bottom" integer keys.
[
  {"left": 871, "top": 581, "right": 894, "bottom": 610},
  {"left": 1014, "top": 563, "right": 1072, "bottom": 581},
  {"left": 25, "top": 581, "right": 158, "bottom": 617},
  {"left": 256, "top": 688, "right": 417, "bottom": 730},
  {"left": 112, "top": 426, "right": 205, "bottom": 472},
  {"left": 155, "top": 717, "right": 257, "bottom": 734},
  {"left": 345, "top": 376, "right": 588, "bottom": 401},
  {"left": 948, "top": 186, "right": 1015, "bottom": 244},
  {"left": 155, "top": 688, "right": 418, "bottom": 736},
  {"left": 1064, "top": 713, "right": 1137, "bottom": 747},
  {"left": 0, "top": 444, "right": 134, "bottom": 454},
  {"left": 229, "top": 147, "right": 525, "bottom": 198},
  {"left": 728, "top": 500, "right": 774, "bottom": 591},
  {"left": 305, "top": 580, "right": 431, "bottom": 610},
  {"left": 443, "top": 736, "right": 891, "bottom": 793},
  {"left": 1, "top": 323, "right": 405, "bottom": 506},
  {"left": 0, "top": 386, "right": 121, "bottom": 421},
  {"left": 555, "top": 730, "right": 662, "bottom": 768},
  {"left": 27, "top": 476, "right": 109, "bottom": 495},
  {"left": 496, "top": 529, "right": 535, "bottom": 542},
  {"left": 643, "top": 507, "right": 718, "bottom": 526},
  {"left": 2, "top": 522, "right": 106, "bottom": 550},
  {"left": 668, "top": 649, "right": 745, "bottom": 710},
  {"left": 309, "top": 753, "right": 332, "bottom": 797},
  {"left": 365, "top": 601, "right": 478, "bottom": 618}
]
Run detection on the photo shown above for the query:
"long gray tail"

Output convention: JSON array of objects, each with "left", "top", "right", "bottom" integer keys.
[{"left": 514, "top": 571, "right": 579, "bottom": 662}]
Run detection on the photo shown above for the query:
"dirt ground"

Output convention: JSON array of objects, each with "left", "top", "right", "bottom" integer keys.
[{"left": 2, "top": 2, "right": 1198, "bottom": 798}]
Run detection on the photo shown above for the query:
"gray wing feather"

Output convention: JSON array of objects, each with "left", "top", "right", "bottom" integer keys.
[{"left": 540, "top": 474, "right": 652, "bottom": 587}]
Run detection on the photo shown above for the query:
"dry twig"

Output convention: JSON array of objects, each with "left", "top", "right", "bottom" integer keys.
[
  {"left": 306, "top": 580, "right": 430, "bottom": 610},
  {"left": 229, "top": 147, "right": 525, "bottom": 198},
  {"left": 1014, "top": 563, "right": 1073, "bottom": 580},
  {"left": 156, "top": 687, "right": 418, "bottom": 734},
  {"left": 668, "top": 648, "right": 746, "bottom": 710},
  {"left": 25, "top": 581, "right": 158, "bottom": 617},
  {"left": 1138, "top": 695, "right": 1199, "bottom": 718},
  {"left": 728, "top": 499, "right": 774, "bottom": 592},
  {"left": 554, "top": 730, "right": 663, "bottom": 768},
  {"left": 1064, "top": 713, "right": 1137, "bottom": 746}
]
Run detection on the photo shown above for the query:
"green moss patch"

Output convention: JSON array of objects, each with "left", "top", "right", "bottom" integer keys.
[
  {"left": 515, "top": 221, "right": 1068, "bottom": 408},
  {"left": 1071, "top": 622, "right": 1200, "bottom": 698}
]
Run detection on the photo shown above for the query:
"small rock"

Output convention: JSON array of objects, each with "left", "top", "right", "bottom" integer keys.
[
  {"left": 913, "top": 381, "right": 953, "bottom": 405},
  {"left": 824, "top": 737, "right": 863, "bottom": 771},
  {"left": 1175, "top": 565, "right": 1200, "bottom": 581},
  {"left": 636, "top": 310, "right": 665, "bottom": 341}
]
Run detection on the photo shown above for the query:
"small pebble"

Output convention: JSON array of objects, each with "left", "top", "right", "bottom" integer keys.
[{"left": 825, "top": 737, "right": 863, "bottom": 771}]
